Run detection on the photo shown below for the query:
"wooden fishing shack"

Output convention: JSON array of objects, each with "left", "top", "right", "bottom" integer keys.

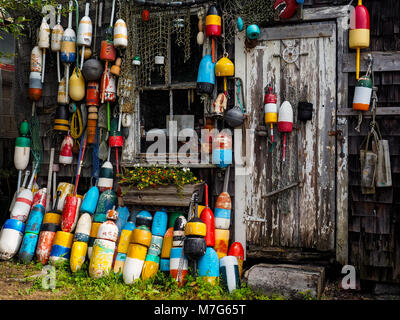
[{"left": 0, "top": 0, "right": 399, "bottom": 290}]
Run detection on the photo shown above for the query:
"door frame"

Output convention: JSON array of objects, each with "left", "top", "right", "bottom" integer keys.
[{"left": 234, "top": 5, "right": 351, "bottom": 264}]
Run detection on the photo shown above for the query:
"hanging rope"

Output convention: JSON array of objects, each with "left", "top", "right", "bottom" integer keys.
[{"left": 71, "top": 107, "right": 83, "bottom": 141}]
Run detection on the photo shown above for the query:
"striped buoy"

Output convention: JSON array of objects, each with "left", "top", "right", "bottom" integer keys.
[
  {"left": 49, "top": 230, "right": 74, "bottom": 266},
  {"left": 131, "top": 225, "right": 152, "bottom": 248},
  {"left": 30, "top": 46, "right": 42, "bottom": 72},
  {"left": 87, "top": 221, "right": 102, "bottom": 259},
  {"left": 214, "top": 191, "right": 231, "bottom": 230},
  {"left": 198, "top": 247, "right": 219, "bottom": 284},
  {"left": 98, "top": 161, "right": 113, "bottom": 192},
  {"left": 212, "top": 132, "right": 233, "bottom": 168},
  {"left": 220, "top": 256, "right": 240, "bottom": 293},
  {"left": 36, "top": 223, "right": 59, "bottom": 265},
  {"left": 123, "top": 243, "right": 147, "bottom": 284},
  {"left": 29, "top": 72, "right": 42, "bottom": 101},
  {"left": 148, "top": 235, "right": 163, "bottom": 257},
  {"left": 56, "top": 182, "right": 74, "bottom": 213},
  {"left": 0, "top": 219, "right": 25, "bottom": 261},
  {"left": 184, "top": 217, "right": 207, "bottom": 260},
  {"left": 113, "top": 19, "right": 128, "bottom": 49},
  {"left": 214, "top": 229, "right": 229, "bottom": 259},
  {"left": 70, "top": 213, "right": 92, "bottom": 272},
  {"left": 228, "top": 242, "right": 244, "bottom": 277},
  {"left": 93, "top": 189, "right": 117, "bottom": 223},
  {"left": 353, "top": 75, "right": 372, "bottom": 111},
  {"left": 114, "top": 221, "right": 135, "bottom": 273},
  {"left": 170, "top": 247, "right": 188, "bottom": 286},
  {"left": 59, "top": 134, "right": 74, "bottom": 165}
]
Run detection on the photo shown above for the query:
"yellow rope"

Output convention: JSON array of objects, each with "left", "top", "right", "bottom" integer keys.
[{"left": 71, "top": 107, "right": 83, "bottom": 144}]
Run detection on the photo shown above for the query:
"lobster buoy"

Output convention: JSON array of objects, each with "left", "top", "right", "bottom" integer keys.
[
  {"left": 113, "top": 19, "right": 128, "bottom": 49},
  {"left": 69, "top": 213, "right": 92, "bottom": 272},
  {"left": 29, "top": 72, "right": 42, "bottom": 101},
  {"left": 219, "top": 256, "right": 240, "bottom": 293},
  {"left": 148, "top": 235, "right": 163, "bottom": 257},
  {"left": 110, "top": 58, "right": 122, "bottom": 77},
  {"left": 246, "top": 24, "right": 260, "bottom": 40},
  {"left": 196, "top": 55, "right": 215, "bottom": 95},
  {"left": 205, "top": 5, "right": 221, "bottom": 63},
  {"left": 93, "top": 189, "right": 117, "bottom": 223},
  {"left": 277, "top": 101, "right": 293, "bottom": 162},
  {"left": 80, "top": 186, "right": 99, "bottom": 215},
  {"left": 135, "top": 210, "right": 153, "bottom": 229},
  {"left": 109, "top": 117, "right": 123, "bottom": 147},
  {"left": 100, "top": 69, "right": 117, "bottom": 105},
  {"left": 160, "top": 258, "right": 170, "bottom": 273},
  {"left": 161, "top": 227, "right": 173, "bottom": 259},
  {"left": 198, "top": 247, "right": 219, "bottom": 284},
  {"left": 38, "top": 17, "right": 50, "bottom": 83},
  {"left": 0, "top": 219, "right": 25, "bottom": 261},
  {"left": 215, "top": 55, "right": 234, "bottom": 94},
  {"left": 86, "top": 81, "right": 100, "bottom": 106},
  {"left": 77, "top": 2, "right": 92, "bottom": 70},
  {"left": 116, "top": 206, "right": 131, "bottom": 237},
  {"left": 56, "top": 182, "right": 74, "bottom": 212},
  {"left": 228, "top": 242, "right": 244, "bottom": 277},
  {"left": 20, "top": 203, "right": 46, "bottom": 261},
  {"left": 87, "top": 221, "right": 102, "bottom": 259},
  {"left": 54, "top": 105, "right": 69, "bottom": 132},
  {"left": 97, "top": 161, "right": 114, "bottom": 192},
  {"left": 349, "top": 0, "right": 370, "bottom": 80},
  {"left": 141, "top": 254, "right": 160, "bottom": 280},
  {"left": 30, "top": 46, "right": 42, "bottom": 73},
  {"left": 123, "top": 243, "right": 147, "bottom": 284},
  {"left": 274, "top": 0, "right": 299, "bottom": 20},
  {"left": 59, "top": 134, "right": 74, "bottom": 165},
  {"left": 173, "top": 216, "right": 187, "bottom": 247},
  {"left": 131, "top": 225, "right": 152, "bottom": 248},
  {"left": 57, "top": 77, "right": 70, "bottom": 105},
  {"left": 82, "top": 58, "right": 104, "bottom": 81},
  {"left": 100, "top": 40, "right": 117, "bottom": 64},
  {"left": 212, "top": 131, "right": 232, "bottom": 168},
  {"left": 264, "top": 87, "right": 278, "bottom": 143},
  {"left": 184, "top": 217, "right": 207, "bottom": 260},
  {"left": 353, "top": 75, "right": 372, "bottom": 111},
  {"left": 214, "top": 228, "right": 229, "bottom": 259},
  {"left": 51, "top": 4, "right": 64, "bottom": 82},
  {"left": 32, "top": 187, "right": 47, "bottom": 209},
  {"left": 152, "top": 209, "right": 168, "bottom": 237},
  {"left": 170, "top": 247, "right": 188, "bottom": 286},
  {"left": 49, "top": 230, "right": 74, "bottom": 266},
  {"left": 10, "top": 185, "right": 34, "bottom": 222},
  {"left": 115, "top": 221, "right": 136, "bottom": 271},
  {"left": 200, "top": 184, "right": 215, "bottom": 247},
  {"left": 69, "top": 68, "right": 85, "bottom": 102},
  {"left": 214, "top": 191, "right": 231, "bottom": 230},
  {"left": 89, "top": 207, "right": 118, "bottom": 278},
  {"left": 61, "top": 194, "right": 83, "bottom": 233},
  {"left": 14, "top": 120, "right": 30, "bottom": 174}
]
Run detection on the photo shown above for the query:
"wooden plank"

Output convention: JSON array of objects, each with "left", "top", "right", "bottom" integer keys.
[
  {"left": 337, "top": 107, "right": 400, "bottom": 116},
  {"left": 342, "top": 51, "right": 400, "bottom": 72},
  {"left": 259, "top": 23, "right": 334, "bottom": 41}
]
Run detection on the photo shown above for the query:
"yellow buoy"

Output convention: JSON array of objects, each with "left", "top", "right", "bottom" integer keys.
[{"left": 69, "top": 67, "right": 85, "bottom": 101}]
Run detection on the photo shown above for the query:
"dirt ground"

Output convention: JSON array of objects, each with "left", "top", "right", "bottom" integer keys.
[{"left": 0, "top": 260, "right": 399, "bottom": 300}]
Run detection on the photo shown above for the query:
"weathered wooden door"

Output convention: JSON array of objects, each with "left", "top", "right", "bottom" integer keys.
[{"left": 243, "top": 22, "right": 337, "bottom": 254}]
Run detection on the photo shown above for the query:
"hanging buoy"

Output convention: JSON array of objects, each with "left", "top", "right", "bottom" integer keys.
[
  {"left": 141, "top": 9, "right": 150, "bottom": 22},
  {"left": 237, "top": 17, "right": 244, "bottom": 32},
  {"left": 215, "top": 55, "right": 234, "bottom": 95},
  {"left": 274, "top": 0, "right": 299, "bottom": 20},
  {"left": 212, "top": 131, "right": 233, "bottom": 168},
  {"left": 77, "top": 2, "right": 92, "bottom": 70},
  {"left": 196, "top": 55, "right": 215, "bottom": 95},
  {"left": 352, "top": 75, "right": 372, "bottom": 111},
  {"left": 135, "top": 210, "right": 153, "bottom": 229},
  {"left": 57, "top": 77, "right": 70, "bottom": 105},
  {"left": 264, "top": 87, "right": 278, "bottom": 144},
  {"left": 30, "top": 46, "right": 42, "bottom": 73},
  {"left": 214, "top": 178, "right": 231, "bottom": 229},
  {"left": 60, "top": 1, "right": 76, "bottom": 99},
  {"left": 49, "top": 230, "right": 74, "bottom": 266},
  {"left": 93, "top": 189, "right": 117, "bottom": 223},
  {"left": 59, "top": 134, "right": 74, "bottom": 165},
  {"left": 89, "top": 207, "right": 118, "bottom": 278},
  {"left": 29, "top": 72, "right": 42, "bottom": 101},
  {"left": 205, "top": 5, "right": 221, "bottom": 63},
  {"left": 212, "top": 93, "right": 227, "bottom": 117},
  {"left": 54, "top": 105, "right": 69, "bottom": 132},
  {"left": 246, "top": 24, "right": 260, "bottom": 40},
  {"left": 173, "top": 216, "right": 187, "bottom": 247},
  {"left": 69, "top": 67, "right": 85, "bottom": 101},
  {"left": 51, "top": 4, "right": 64, "bottom": 83},
  {"left": 214, "top": 228, "right": 229, "bottom": 259},
  {"left": 109, "top": 117, "right": 123, "bottom": 148},
  {"left": 113, "top": 19, "right": 128, "bottom": 49},
  {"left": 197, "top": 31, "right": 204, "bottom": 45},
  {"left": 80, "top": 186, "right": 99, "bottom": 215},
  {"left": 97, "top": 161, "right": 114, "bottom": 192},
  {"left": 219, "top": 256, "right": 240, "bottom": 293},
  {"left": 0, "top": 219, "right": 25, "bottom": 261},
  {"left": 14, "top": 121, "right": 30, "bottom": 192},
  {"left": 110, "top": 58, "right": 122, "bottom": 77},
  {"left": 277, "top": 101, "right": 293, "bottom": 162},
  {"left": 38, "top": 17, "right": 50, "bottom": 83},
  {"left": 228, "top": 242, "right": 244, "bottom": 277},
  {"left": 198, "top": 247, "right": 219, "bottom": 284},
  {"left": 349, "top": 0, "right": 370, "bottom": 80},
  {"left": 82, "top": 59, "right": 104, "bottom": 81},
  {"left": 100, "top": 68, "right": 116, "bottom": 131}
]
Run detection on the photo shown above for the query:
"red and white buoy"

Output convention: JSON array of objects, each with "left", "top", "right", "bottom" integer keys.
[
  {"left": 77, "top": 2, "right": 92, "bottom": 70},
  {"left": 277, "top": 101, "right": 293, "bottom": 162},
  {"left": 59, "top": 133, "right": 74, "bottom": 165}
]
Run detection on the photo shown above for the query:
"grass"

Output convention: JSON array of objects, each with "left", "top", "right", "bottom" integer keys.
[{"left": 29, "top": 262, "right": 283, "bottom": 300}]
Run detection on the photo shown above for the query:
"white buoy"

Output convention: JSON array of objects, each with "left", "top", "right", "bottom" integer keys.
[
  {"left": 0, "top": 219, "right": 25, "bottom": 261},
  {"left": 77, "top": 2, "right": 92, "bottom": 70},
  {"left": 51, "top": 4, "right": 64, "bottom": 83},
  {"left": 38, "top": 17, "right": 50, "bottom": 83},
  {"left": 113, "top": 19, "right": 127, "bottom": 49}
]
